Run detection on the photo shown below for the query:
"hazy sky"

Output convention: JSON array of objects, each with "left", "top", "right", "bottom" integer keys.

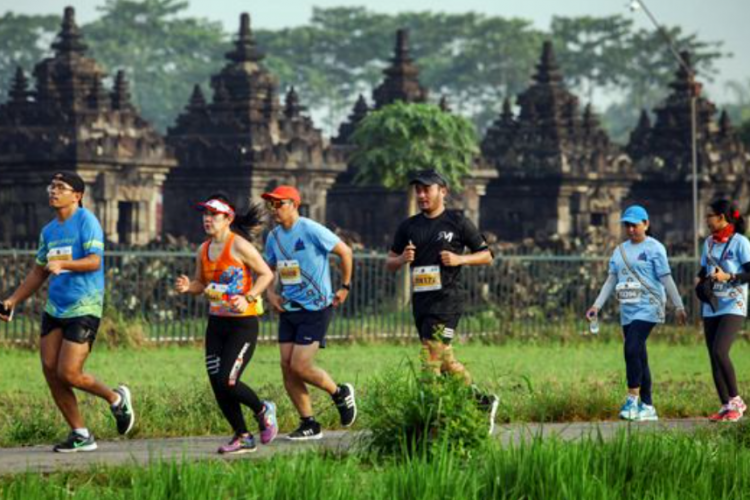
[{"left": 3, "top": 0, "right": 749, "bottom": 103}]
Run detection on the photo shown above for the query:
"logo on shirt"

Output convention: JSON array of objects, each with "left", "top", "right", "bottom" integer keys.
[
  {"left": 294, "top": 238, "right": 306, "bottom": 252},
  {"left": 726, "top": 250, "right": 735, "bottom": 260},
  {"left": 638, "top": 252, "right": 648, "bottom": 262},
  {"left": 437, "top": 231, "right": 455, "bottom": 243}
]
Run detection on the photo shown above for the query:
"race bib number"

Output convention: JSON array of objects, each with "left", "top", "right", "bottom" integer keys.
[
  {"left": 205, "top": 283, "right": 228, "bottom": 304},
  {"left": 712, "top": 281, "right": 730, "bottom": 298},
  {"left": 412, "top": 265, "right": 442, "bottom": 293},
  {"left": 278, "top": 260, "right": 302, "bottom": 285},
  {"left": 47, "top": 246, "right": 73, "bottom": 274},
  {"left": 616, "top": 281, "right": 642, "bottom": 304}
]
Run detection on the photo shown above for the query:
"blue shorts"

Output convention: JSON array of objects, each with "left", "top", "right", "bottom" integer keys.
[{"left": 278, "top": 306, "right": 333, "bottom": 348}]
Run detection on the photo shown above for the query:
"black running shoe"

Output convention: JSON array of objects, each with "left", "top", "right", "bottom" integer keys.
[
  {"left": 287, "top": 420, "right": 323, "bottom": 441},
  {"left": 53, "top": 431, "right": 97, "bottom": 453},
  {"left": 478, "top": 393, "right": 500, "bottom": 435},
  {"left": 332, "top": 383, "right": 357, "bottom": 427},
  {"left": 111, "top": 385, "right": 135, "bottom": 435}
]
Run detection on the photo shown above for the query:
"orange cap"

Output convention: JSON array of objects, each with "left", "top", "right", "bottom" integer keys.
[{"left": 261, "top": 185, "right": 301, "bottom": 206}]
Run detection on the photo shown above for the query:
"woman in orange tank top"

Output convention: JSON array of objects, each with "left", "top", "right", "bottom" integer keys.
[{"left": 174, "top": 193, "right": 278, "bottom": 454}]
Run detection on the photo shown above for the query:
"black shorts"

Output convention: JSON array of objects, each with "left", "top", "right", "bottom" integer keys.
[
  {"left": 278, "top": 306, "right": 333, "bottom": 348},
  {"left": 415, "top": 314, "right": 461, "bottom": 344},
  {"left": 41, "top": 313, "right": 100, "bottom": 348}
]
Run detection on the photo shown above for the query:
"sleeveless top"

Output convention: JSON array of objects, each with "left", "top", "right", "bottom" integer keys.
[{"left": 200, "top": 233, "right": 257, "bottom": 317}]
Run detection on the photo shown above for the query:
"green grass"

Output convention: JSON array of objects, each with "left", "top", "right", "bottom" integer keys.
[
  {"left": 4, "top": 428, "right": 750, "bottom": 499},
  {"left": 1, "top": 341, "right": 749, "bottom": 447}
]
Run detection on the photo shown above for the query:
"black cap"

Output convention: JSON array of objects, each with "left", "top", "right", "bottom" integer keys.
[
  {"left": 51, "top": 171, "right": 85, "bottom": 194},
  {"left": 51, "top": 171, "right": 85, "bottom": 207},
  {"left": 409, "top": 169, "right": 448, "bottom": 187}
]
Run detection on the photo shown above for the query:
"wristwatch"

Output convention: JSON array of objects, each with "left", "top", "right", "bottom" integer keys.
[
  {"left": 341, "top": 283, "right": 351, "bottom": 291},
  {"left": 245, "top": 293, "right": 257, "bottom": 303}
]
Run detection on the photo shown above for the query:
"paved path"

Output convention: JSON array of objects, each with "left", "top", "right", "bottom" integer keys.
[{"left": 0, "top": 419, "right": 711, "bottom": 475}]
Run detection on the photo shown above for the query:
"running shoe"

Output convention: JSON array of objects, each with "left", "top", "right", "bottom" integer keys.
[
  {"left": 111, "top": 385, "right": 135, "bottom": 435},
  {"left": 730, "top": 396, "right": 747, "bottom": 415},
  {"left": 218, "top": 434, "right": 257, "bottom": 454},
  {"left": 257, "top": 401, "right": 279, "bottom": 445},
  {"left": 709, "top": 405, "right": 730, "bottom": 422},
  {"left": 478, "top": 393, "right": 500, "bottom": 435},
  {"left": 720, "top": 409, "right": 743, "bottom": 422},
  {"left": 636, "top": 403, "right": 659, "bottom": 422},
  {"left": 332, "top": 383, "right": 357, "bottom": 427},
  {"left": 619, "top": 397, "right": 639, "bottom": 421},
  {"left": 287, "top": 420, "right": 323, "bottom": 441},
  {"left": 53, "top": 431, "right": 97, "bottom": 453}
]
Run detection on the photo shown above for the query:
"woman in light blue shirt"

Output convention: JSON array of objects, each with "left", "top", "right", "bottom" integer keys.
[
  {"left": 587, "top": 205, "right": 686, "bottom": 422},
  {"left": 698, "top": 199, "right": 750, "bottom": 422}
]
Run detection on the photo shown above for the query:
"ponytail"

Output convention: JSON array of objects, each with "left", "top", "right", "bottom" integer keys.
[
  {"left": 206, "top": 192, "right": 264, "bottom": 241},
  {"left": 710, "top": 199, "right": 746, "bottom": 234}
]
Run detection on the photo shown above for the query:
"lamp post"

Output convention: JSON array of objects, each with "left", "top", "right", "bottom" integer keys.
[{"left": 629, "top": 0, "right": 700, "bottom": 261}]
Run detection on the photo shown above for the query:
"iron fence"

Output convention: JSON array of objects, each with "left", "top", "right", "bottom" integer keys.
[{"left": 0, "top": 249, "right": 701, "bottom": 344}]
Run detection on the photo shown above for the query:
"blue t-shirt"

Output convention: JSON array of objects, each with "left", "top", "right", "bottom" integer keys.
[
  {"left": 264, "top": 217, "right": 341, "bottom": 311},
  {"left": 607, "top": 237, "right": 671, "bottom": 326},
  {"left": 700, "top": 234, "right": 750, "bottom": 318},
  {"left": 36, "top": 208, "right": 105, "bottom": 318}
]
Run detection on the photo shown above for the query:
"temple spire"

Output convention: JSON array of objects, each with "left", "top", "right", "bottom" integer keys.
[
  {"left": 9, "top": 67, "right": 30, "bottom": 104},
  {"left": 225, "top": 13, "right": 265, "bottom": 64},
  {"left": 111, "top": 70, "right": 133, "bottom": 110},
  {"left": 51, "top": 6, "right": 87, "bottom": 56}
]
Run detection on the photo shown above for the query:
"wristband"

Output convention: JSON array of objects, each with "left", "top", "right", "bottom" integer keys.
[
  {"left": 245, "top": 293, "right": 257, "bottom": 303},
  {"left": 341, "top": 283, "right": 351, "bottom": 291}
]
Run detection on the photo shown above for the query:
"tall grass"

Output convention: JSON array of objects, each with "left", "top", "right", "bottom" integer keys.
[{"left": 4, "top": 427, "right": 750, "bottom": 499}]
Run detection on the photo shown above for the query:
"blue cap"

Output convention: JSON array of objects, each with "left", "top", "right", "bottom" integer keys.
[{"left": 621, "top": 205, "right": 649, "bottom": 224}]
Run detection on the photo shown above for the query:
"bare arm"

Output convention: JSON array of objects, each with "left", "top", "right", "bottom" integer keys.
[
  {"left": 6, "top": 265, "right": 50, "bottom": 307},
  {"left": 234, "top": 237, "right": 274, "bottom": 299},
  {"left": 386, "top": 240, "right": 416, "bottom": 273},
  {"left": 175, "top": 247, "right": 206, "bottom": 296},
  {"left": 440, "top": 249, "right": 493, "bottom": 267},
  {"left": 46, "top": 254, "right": 101, "bottom": 275},
  {"left": 332, "top": 241, "right": 353, "bottom": 307}
]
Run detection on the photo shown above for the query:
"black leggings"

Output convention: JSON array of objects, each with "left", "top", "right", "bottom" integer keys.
[
  {"left": 703, "top": 315, "right": 744, "bottom": 405},
  {"left": 623, "top": 320, "right": 656, "bottom": 405},
  {"left": 205, "top": 315, "right": 264, "bottom": 435}
]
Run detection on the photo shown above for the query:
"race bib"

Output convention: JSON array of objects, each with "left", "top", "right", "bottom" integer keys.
[
  {"left": 713, "top": 281, "right": 730, "bottom": 298},
  {"left": 278, "top": 260, "right": 302, "bottom": 285},
  {"left": 47, "top": 246, "right": 73, "bottom": 274},
  {"left": 205, "top": 283, "right": 228, "bottom": 304},
  {"left": 412, "top": 265, "right": 442, "bottom": 293},
  {"left": 616, "top": 281, "right": 642, "bottom": 304}
]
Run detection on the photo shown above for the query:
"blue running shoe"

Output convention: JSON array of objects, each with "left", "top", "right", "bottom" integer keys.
[{"left": 619, "top": 397, "right": 639, "bottom": 421}]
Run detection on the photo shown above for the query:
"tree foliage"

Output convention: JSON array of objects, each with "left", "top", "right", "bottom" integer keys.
[{"left": 350, "top": 102, "right": 478, "bottom": 190}]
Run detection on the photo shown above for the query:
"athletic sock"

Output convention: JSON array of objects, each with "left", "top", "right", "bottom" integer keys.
[
  {"left": 301, "top": 416, "right": 316, "bottom": 425},
  {"left": 74, "top": 428, "right": 90, "bottom": 438}
]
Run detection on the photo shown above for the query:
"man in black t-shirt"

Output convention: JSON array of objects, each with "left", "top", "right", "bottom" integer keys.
[{"left": 386, "top": 169, "right": 499, "bottom": 432}]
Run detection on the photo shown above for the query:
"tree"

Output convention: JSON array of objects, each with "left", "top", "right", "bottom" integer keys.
[
  {"left": 0, "top": 13, "right": 58, "bottom": 100},
  {"left": 350, "top": 101, "right": 478, "bottom": 198},
  {"left": 82, "top": 0, "right": 227, "bottom": 131}
]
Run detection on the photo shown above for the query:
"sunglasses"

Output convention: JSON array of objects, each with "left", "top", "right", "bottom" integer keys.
[
  {"left": 46, "top": 183, "right": 75, "bottom": 194},
  {"left": 265, "top": 199, "right": 293, "bottom": 210}
]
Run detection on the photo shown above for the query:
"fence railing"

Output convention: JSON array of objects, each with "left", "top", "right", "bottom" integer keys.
[{"left": 0, "top": 249, "right": 701, "bottom": 344}]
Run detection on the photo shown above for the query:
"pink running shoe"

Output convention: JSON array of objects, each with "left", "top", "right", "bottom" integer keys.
[
  {"left": 218, "top": 434, "right": 257, "bottom": 455},
  {"left": 258, "top": 401, "right": 279, "bottom": 445}
]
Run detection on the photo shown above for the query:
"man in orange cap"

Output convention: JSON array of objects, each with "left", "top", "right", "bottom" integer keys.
[{"left": 262, "top": 185, "right": 357, "bottom": 440}]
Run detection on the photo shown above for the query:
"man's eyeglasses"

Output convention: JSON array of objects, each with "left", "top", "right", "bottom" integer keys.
[
  {"left": 46, "top": 183, "right": 75, "bottom": 194},
  {"left": 265, "top": 199, "right": 293, "bottom": 210}
]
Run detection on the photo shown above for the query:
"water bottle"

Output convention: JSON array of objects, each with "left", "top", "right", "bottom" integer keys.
[{"left": 588, "top": 313, "right": 600, "bottom": 335}]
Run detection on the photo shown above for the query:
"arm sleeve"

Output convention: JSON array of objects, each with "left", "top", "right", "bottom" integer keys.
[
  {"left": 731, "top": 240, "right": 750, "bottom": 283},
  {"left": 309, "top": 222, "right": 341, "bottom": 253},
  {"left": 593, "top": 274, "right": 617, "bottom": 310},
  {"left": 80, "top": 214, "right": 105, "bottom": 257},
  {"left": 653, "top": 244, "right": 671, "bottom": 277},
  {"left": 35, "top": 232, "right": 48, "bottom": 266},
  {"left": 390, "top": 221, "right": 409, "bottom": 254},
  {"left": 697, "top": 267, "right": 708, "bottom": 279},
  {"left": 460, "top": 216, "right": 489, "bottom": 253},
  {"left": 660, "top": 274, "right": 685, "bottom": 310}
]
